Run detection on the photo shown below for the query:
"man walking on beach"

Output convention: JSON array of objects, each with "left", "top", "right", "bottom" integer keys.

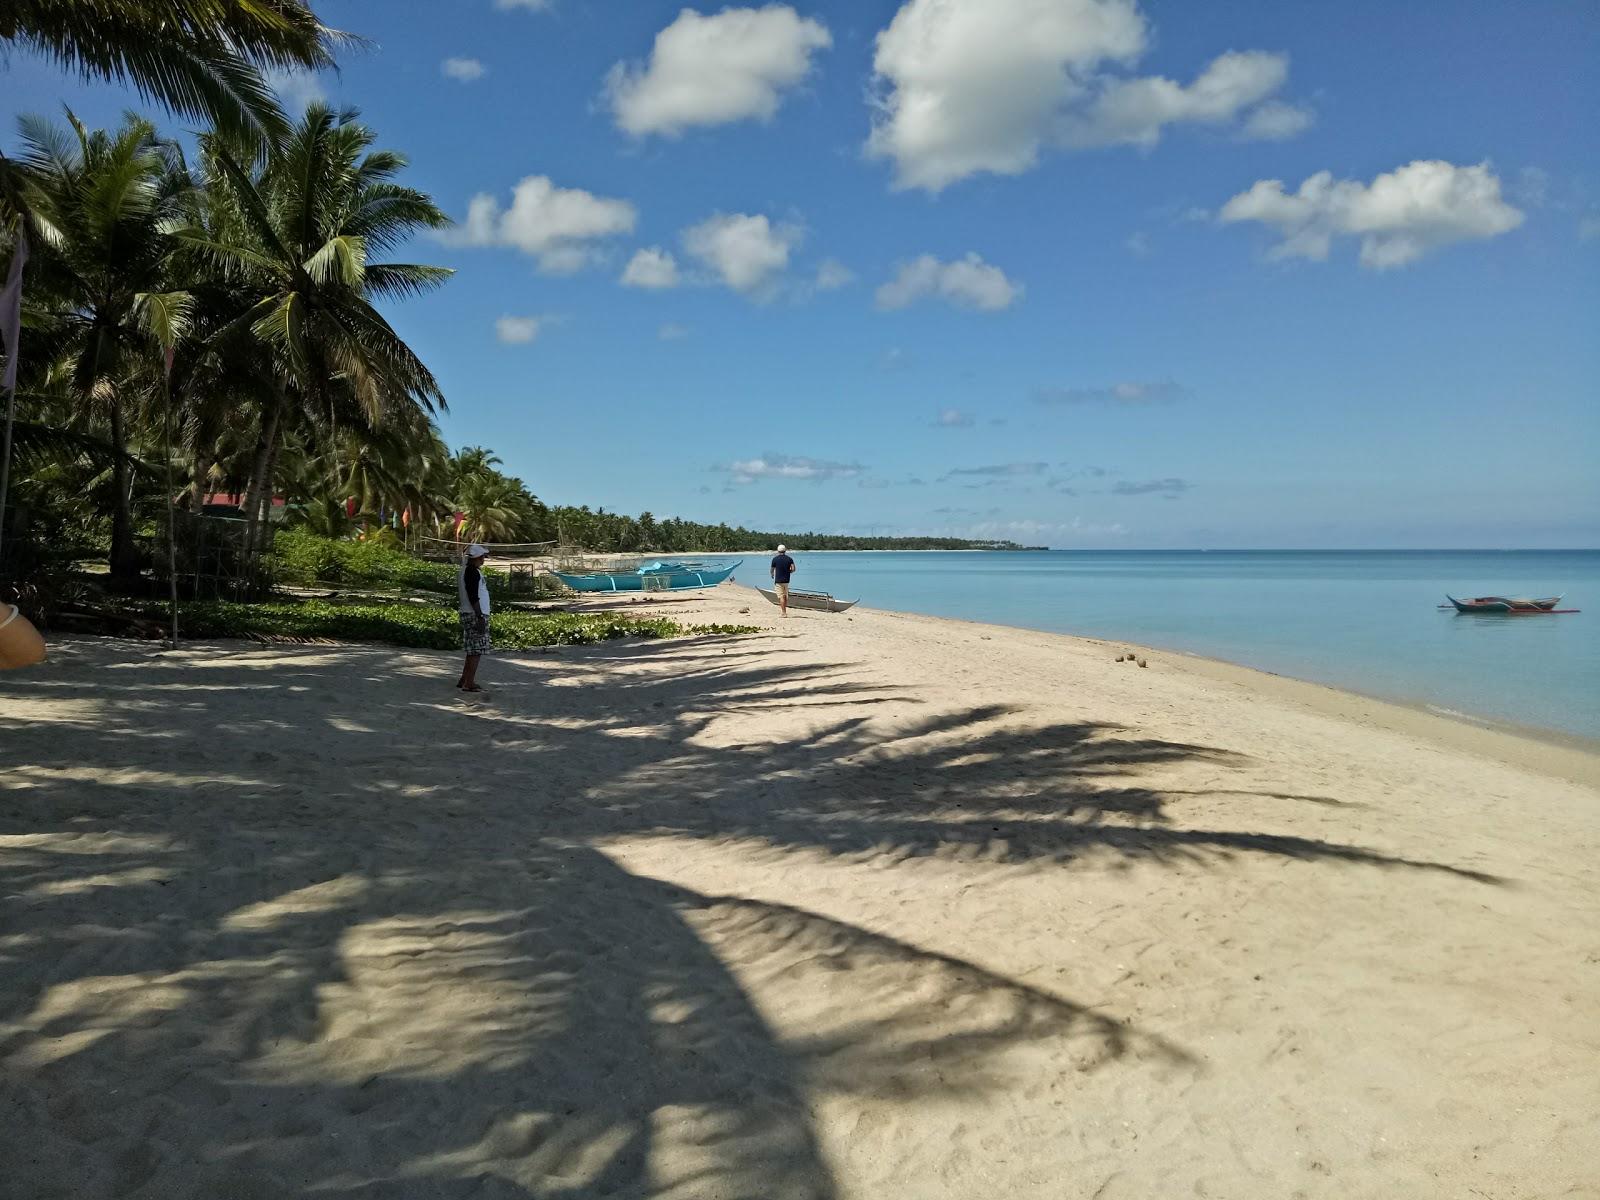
[
  {"left": 456, "top": 544, "right": 491, "bottom": 692},
  {"left": 770, "top": 544, "right": 796, "bottom": 617}
]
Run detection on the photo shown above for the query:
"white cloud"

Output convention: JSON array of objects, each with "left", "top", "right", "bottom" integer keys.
[
  {"left": 658, "top": 322, "right": 690, "bottom": 340},
  {"left": 1240, "top": 99, "right": 1314, "bottom": 141},
  {"left": 495, "top": 315, "right": 542, "bottom": 344},
  {"left": 1219, "top": 160, "right": 1525, "bottom": 269},
  {"left": 441, "top": 57, "right": 487, "bottom": 82},
  {"left": 607, "top": 5, "right": 832, "bottom": 137},
  {"left": 718, "top": 453, "right": 865, "bottom": 484},
  {"left": 442, "top": 176, "right": 637, "bottom": 274},
  {"left": 933, "top": 408, "right": 974, "bottom": 427},
  {"left": 944, "top": 461, "right": 1048, "bottom": 478},
  {"left": 867, "top": 0, "right": 1142, "bottom": 191},
  {"left": 1036, "top": 380, "right": 1185, "bottom": 405},
  {"left": 866, "top": 0, "right": 1307, "bottom": 191},
  {"left": 1112, "top": 477, "right": 1192, "bottom": 497},
  {"left": 682, "top": 212, "right": 801, "bottom": 294},
  {"left": 941, "top": 516, "right": 1127, "bottom": 543},
  {"left": 1063, "top": 50, "right": 1290, "bottom": 149},
  {"left": 876, "top": 253, "right": 1022, "bottom": 311},
  {"left": 1124, "top": 231, "right": 1151, "bottom": 257},
  {"left": 267, "top": 67, "right": 327, "bottom": 111},
  {"left": 814, "top": 258, "right": 855, "bottom": 290},
  {"left": 1511, "top": 166, "right": 1551, "bottom": 209},
  {"left": 924, "top": 513, "right": 1132, "bottom": 544},
  {"left": 621, "top": 246, "right": 681, "bottom": 289}
]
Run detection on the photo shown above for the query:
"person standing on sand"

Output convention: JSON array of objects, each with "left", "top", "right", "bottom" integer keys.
[
  {"left": 456, "top": 544, "right": 491, "bottom": 692},
  {"left": 770, "top": 544, "right": 797, "bottom": 617}
]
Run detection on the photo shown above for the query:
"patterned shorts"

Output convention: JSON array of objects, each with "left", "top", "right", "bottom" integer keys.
[{"left": 460, "top": 612, "right": 491, "bottom": 655}]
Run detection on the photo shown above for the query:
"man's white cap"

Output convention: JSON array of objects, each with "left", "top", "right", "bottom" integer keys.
[
  {"left": 466, "top": 544, "right": 488, "bottom": 558},
  {"left": 776, "top": 544, "right": 786, "bottom": 552}
]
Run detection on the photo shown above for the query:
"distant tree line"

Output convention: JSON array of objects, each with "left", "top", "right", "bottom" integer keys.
[
  {"left": 537, "top": 506, "right": 1037, "bottom": 553},
  {"left": 373, "top": 449, "right": 1037, "bottom": 553},
  {"left": 435, "top": 452, "right": 1036, "bottom": 550}
]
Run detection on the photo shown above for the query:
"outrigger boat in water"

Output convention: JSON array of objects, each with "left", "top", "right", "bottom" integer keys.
[
  {"left": 757, "top": 586, "right": 858, "bottom": 613},
  {"left": 553, "top": 560, "right": 740, "bottom": 593},
  {"left": 1442, "top": 594, "right": 1577, "bottom": 614}
]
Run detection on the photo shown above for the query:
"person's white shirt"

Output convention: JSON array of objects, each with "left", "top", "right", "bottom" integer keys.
[{"left": 457, "top": 561, "right": 491, "bottom": 615}]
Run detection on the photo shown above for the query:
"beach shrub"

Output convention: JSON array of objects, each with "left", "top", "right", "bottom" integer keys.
[
  {"left": 143, "top": 598, "right": 756, "bottom": 650},
  {"left": 270, "top": 528, "right": 457, "bottom": 590},
  {"left": 271, "top": 526, "right": 345, "bottom": 583},
  {"left": 268, "top": 529, "right": 566, "bottom": 599}
]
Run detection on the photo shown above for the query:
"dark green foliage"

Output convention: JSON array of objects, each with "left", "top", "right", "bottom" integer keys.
[
  {"left": 270, "top": 527, "right": 461, "bottom": 591},
  {"left": 268, "top": 528, "right": 567, "bottom": 600},
  {"left": 2, "top": 0, "right": 342, "bottom": 142},
  {"left": 268, "top": 526, "right": 344, "bottom": 582},
  {"left": 137, "top": 598, "right": 756, "bottom": 650}
]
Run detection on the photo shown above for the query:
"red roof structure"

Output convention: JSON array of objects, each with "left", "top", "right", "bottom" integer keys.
[{"left": 200, "top": 493, "right": 288, "bottom": 510}]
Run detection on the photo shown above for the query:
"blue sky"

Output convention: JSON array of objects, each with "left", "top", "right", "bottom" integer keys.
[{"left": 5, "top": 0, "right": 1597, "bottom": 547}]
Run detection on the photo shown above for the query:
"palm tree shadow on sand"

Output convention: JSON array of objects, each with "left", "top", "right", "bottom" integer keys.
[{"left": 0, "top": 637, "right": 1499, "bottom": 1198}]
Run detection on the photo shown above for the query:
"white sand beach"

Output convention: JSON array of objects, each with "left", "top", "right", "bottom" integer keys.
[{"left": 3, "top": 582, "right": 1597, "bottom": 1199}]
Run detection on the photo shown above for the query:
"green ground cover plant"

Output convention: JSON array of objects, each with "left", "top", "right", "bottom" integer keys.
[{"left": 141, "top": 598, "right": 755, "bottom": 650}]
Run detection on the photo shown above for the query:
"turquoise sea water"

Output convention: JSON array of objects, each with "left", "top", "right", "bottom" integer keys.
[{"left": 701, "top": 550, "right": 1600, "bottom": 740}]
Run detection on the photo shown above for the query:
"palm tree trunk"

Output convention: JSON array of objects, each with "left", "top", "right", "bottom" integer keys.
[
  {"left": 256, "top": 434, "right": 282, "bottom": 544},
  {"left": 241, "top": 393, "right": 283, "bottom": 556},
  {"left": 84, "top": 326, "right": 139, "bottom": 585},
  {"left": 184, "top": 390, "right": 211, "bottom": 511},
  {"left": 107, "top": 393, "right": 141, "bottom": 582},
  {"left": 188, "top": 448, "right": 211, "bottom": 509}
]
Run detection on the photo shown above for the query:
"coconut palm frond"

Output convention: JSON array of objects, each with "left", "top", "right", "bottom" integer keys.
[
  {"left": 2, "top": 0, "right": 354, "bottom": 143},
  {"left": 133, "top": 289, "right": 195, "bottom": 352},
  {"left": 5, "top": 419, "right": 153, "bottom": 475}
]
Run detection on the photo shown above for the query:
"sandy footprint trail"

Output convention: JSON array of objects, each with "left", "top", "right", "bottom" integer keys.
[{"left": 1, "top": 623, "right": 1596, "bottom": 1198}]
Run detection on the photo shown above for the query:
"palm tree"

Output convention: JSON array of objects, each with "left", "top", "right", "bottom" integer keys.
[
  {"left": 173, "top": 103, "right": 452, "bottom": 554},
  {"left": 275, "top": 414, "right": 453, "bottom": 539},
  {"left": 454, "top": 469, "right": 537, "bottom": 544},
  {"left": 450, "top": 445, "right": 503, "bottom": 483},
  {"left": 1, "top": 0, "right": 345, "bottom": 142},
  {"left": 13, "top": 110, "right": 190, "bottom": 580}
]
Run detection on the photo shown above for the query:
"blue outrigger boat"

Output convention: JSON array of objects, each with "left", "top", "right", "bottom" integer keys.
[{"left": 553, "top": 560, "right": 741, "bottom": 593}]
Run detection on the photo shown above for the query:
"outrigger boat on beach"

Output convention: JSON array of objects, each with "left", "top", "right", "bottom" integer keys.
[
  {"left": 553, "top": 560, "right": 740, "bottom": 593},
  {"left": 757, "top": 586, "right": 858, "bottom": 613},
  {"left": 1442, "top": 594, "right": 1577, "bottom": 614}
]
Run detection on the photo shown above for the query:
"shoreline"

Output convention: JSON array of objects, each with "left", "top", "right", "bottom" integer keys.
[
  {"left": 568, "top": 582, "right": 1600, "bottom": 786},
  {"left": 524, "top": 552, "right": 1595, "bottom": 745},
  {"left": 900, "top": 601, "right": 1600, "bottom": 777}
]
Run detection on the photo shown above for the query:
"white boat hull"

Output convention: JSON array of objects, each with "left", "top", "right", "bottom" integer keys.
[{"left": 757, "top": 587, "right": 858, "bottom": 613}]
